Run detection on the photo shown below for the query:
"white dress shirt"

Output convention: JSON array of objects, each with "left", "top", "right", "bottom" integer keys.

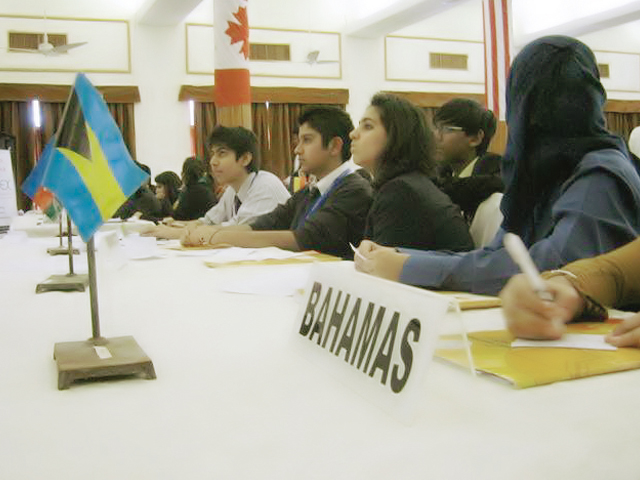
[{"left": 200, "top": 171, "right": 291, "bottom": 226}]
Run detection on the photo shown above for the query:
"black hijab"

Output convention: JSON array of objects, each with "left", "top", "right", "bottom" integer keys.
[{"left": 500, "top": 36, "right": 628, "bottom": 233}]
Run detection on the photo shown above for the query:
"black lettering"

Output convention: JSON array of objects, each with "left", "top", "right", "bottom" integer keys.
[
  {"left": 390, "top": 319, "right": 421, "bottom": 393},
  {"left": 299, "top": 282, "right": 322, "bottom": 336},
  {"left": 351, "top": 302, "right": 385, "bottom": 371},
  {"left": 334, "top": 297, "right": 361, "bottom": 362},
  {"left": 368, "top": 312, "right": 399, "bottom": 385},
  {"left": 309, "top": 287, "right": 332, "bottom": 344},
  {"left": 323, "top": 291, "right": 351, "bottom": 352}
]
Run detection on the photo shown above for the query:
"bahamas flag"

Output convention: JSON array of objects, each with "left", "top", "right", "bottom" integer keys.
[
  {"left": 21, "top": 136, "right": 62, "bottom": 221},
  {"left": 41, "top": 73, "right": 147, "bottom": 241}
]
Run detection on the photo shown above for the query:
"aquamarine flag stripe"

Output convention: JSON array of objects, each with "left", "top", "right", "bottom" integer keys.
[{"left": 74, "top": 73, "right": 147, "bottom": 197}]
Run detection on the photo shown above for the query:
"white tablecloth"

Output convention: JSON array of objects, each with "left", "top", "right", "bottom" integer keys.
[{"left": 1, "top": 235, "right": 639, "bottom": 480}]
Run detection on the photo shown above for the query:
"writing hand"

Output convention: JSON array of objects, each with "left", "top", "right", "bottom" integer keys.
[{"left": 499, "top": 274, "right": 584, "bottom": 340}]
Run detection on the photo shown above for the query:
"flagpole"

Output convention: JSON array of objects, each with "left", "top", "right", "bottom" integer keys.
[
  {"left": 67, "top": 214, "right": 75, "bottom": 275},
  {"left": 86, "top": 236, "right": 102, "bottom": 341},
  {"left": 46, "top": 210, "right": 79, "bottom": 256},
  {"left": 37, "top": 212, "right": 88, "bottom": 293}
]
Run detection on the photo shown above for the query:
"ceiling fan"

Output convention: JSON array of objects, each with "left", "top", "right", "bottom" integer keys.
[
  {"left": 305, "top": 50, "right": 339, "bottom": 65},
  {"left": 9, "top": 15, "right": 87, "bottom": 56}
]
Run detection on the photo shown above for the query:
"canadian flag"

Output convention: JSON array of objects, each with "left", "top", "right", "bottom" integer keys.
[
  {"left": 483, "top": 0, "right": 512, "bottom": 121},
  {"left": 214, "top": 0, "right": 250, "bottom": 107}
]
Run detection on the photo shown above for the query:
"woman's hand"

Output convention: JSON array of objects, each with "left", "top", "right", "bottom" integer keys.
[
  {"left": 354, "top": 240, "right": 409, "bottom": 282},
  {"left": 606, "top": 314, "right": 640, "bottom": 348},
  {"left": 499, "top": 274, "right": 585, "bottom": 340}
]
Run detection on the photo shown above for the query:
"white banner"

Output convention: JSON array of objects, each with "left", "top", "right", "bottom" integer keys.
[
  {"left": 292, "top": 263, "right": 452, "bottom": 423},
  {"left": 213, "top": 0, "right": 250, "bottom": 70},
  {"left": 0, "top": 149, "right": 18, "bottom": 227}
]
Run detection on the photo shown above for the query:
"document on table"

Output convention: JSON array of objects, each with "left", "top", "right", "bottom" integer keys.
[
  {"left": 220, "top": 265, "right": 311, "bottom": 296},
  {"left": 512, "top": 333, "right": 617, "bottom": 351},
  {"left": 204, "top": 246, "right": 307, "bottom": 264}
]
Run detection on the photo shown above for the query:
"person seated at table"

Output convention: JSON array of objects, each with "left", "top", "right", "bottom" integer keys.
[
  {"left": 354, "top": 35, "right": 640, "bottom": 295},
  {"left": 114, "top": 163, "right": 163, "bottom": 221},
  {"left": 350, "top": 92, "right": 473, "bottom": 251},
  {"left": 181, "top": 106, "right": 373, "bottom": 259},
  {"left": 171, "top": 156, "right": 217, "bottom": 221},
  {"left": 144, "top": 126, "right": 289, "bottom": 239},
  {"left": 154, "top": 170, "right": 182, "bottom": 219},
  {"left": 432, "top": 98, "right": 504, "bottom": 223},
  {"left": 499, "top": 236, "right": 640, "bottom": 348}
]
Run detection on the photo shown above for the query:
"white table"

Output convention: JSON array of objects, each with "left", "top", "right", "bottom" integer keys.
[{"left": 1, "top": 233, "right": 640, "bottom": 480}]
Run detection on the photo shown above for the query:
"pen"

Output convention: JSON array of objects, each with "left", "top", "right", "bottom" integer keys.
[
  {"left": 503, "top": 233, "right": 554, "bottom": 301},
  {"left": 349, "top": 242, "right": 367, "bottom": 262}
]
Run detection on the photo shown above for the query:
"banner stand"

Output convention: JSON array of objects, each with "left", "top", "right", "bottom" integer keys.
[{"left": 53, "top": 236, "right": 156, "bottom": 390}]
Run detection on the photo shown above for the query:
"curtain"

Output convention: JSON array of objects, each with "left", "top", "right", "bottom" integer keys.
[
  {"left": 195, "top": 102, "right": 336, "bottom": 180},
  {"left": 194, "top": 102, "right": 217, "bottom": 162},
  {"left": 605, "top": 112, "right": 640, "bottom": 146},
  {"left": 0, "top": 100, "right": 137, "bottom": 211},
  {"left": 0, "top": 101, "right": 35, "bottom": 210}
]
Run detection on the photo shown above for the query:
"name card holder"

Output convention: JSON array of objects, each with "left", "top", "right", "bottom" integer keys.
[{"left": 291, "top": 263, "right": 476, "bottom": 424}]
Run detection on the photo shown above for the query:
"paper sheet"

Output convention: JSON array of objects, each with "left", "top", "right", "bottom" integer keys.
[
  {"left": 512, "top": 333, "right": 617, "bottom": 351},
  {"left": 221, "top": 266, "right": 311, "bottom": 296},
  {"left": 204, "top": 246, "right": 306, "bottom": 264}
]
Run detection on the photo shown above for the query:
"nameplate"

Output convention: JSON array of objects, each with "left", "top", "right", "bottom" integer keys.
[
  {"left": 293, "top": 263, "right": 452, "bottom": 423},
  {"left": 0, "top": 149, "right": 18, "bottom": 227}
]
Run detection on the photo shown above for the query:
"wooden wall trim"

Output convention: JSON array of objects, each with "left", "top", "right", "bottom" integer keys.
[
  {"left": 605, "top": 100, "right": 640, "bottom": 113},
  {"left": 179, "top": 85, "right": 349, "bottom": 104},
  {"left": 386, "top": 91, "right": 486, "bottom": 108},
  {"left": 0, "top": 84, "right": 140, "bottom": 103}
]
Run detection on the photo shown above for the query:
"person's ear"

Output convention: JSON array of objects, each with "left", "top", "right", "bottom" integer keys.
[
  {"left": 238, "top": 152, "right": 252, "bottom": 168},
  {"left": 468, "top": 130, "right": 485, "bottom": 149},
  {"left": 328, "top": 137, "right": 344, "bottom": 157}
]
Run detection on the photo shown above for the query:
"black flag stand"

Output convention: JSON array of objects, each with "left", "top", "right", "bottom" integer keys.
[
  {"left": 47, "top": 212, "right": 80, "bottom": 256},
  {"left": 53, "top": 236, "right": 156, "bottom": 390},
  {"left": 36, "top": 215, "right": 88, "bottom": 293}
]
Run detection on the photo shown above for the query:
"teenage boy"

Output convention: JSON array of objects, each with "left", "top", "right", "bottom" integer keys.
[
  {"left": 182, "top": 106, "right": 373, "bottom": 258},
  {"left": 143, "top": 126, "right": 290, "bottom": 239},
  {"left": 433, "top": 98, "right": 503, "bottom": 222}
]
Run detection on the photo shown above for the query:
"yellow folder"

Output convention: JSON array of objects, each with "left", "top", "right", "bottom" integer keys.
[{"left": 435, "top": 322, "right": 640, "bottom": 388}]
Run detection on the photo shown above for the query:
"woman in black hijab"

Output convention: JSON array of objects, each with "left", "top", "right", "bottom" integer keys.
[{"left": 355, "top": 36, "right": 640, "bottom": 295}]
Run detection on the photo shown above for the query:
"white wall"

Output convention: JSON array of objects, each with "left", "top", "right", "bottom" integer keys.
[{"left": 1, "top": 0, "right": 640, "bottom": 178}]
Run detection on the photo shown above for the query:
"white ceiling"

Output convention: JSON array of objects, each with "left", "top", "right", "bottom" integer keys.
[{"left": 2, "top": 0, "right": 640, "bottom": 46}]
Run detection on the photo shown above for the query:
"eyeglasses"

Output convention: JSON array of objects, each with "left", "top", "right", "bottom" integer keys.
[{"left": 435, "top": 125, "right": 464, "bottom": 134}]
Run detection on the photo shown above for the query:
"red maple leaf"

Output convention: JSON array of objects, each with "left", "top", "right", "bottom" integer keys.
[{"left": 225, "top": 6, "right": 249, "bottom": 60}]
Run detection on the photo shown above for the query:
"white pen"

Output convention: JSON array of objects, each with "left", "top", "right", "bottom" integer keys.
[
  {"left": 349, "top": 242, "right": 367, "bottom": 262},
  {"left": 503, "top": 233, "right": 554, "bottom": 301}
]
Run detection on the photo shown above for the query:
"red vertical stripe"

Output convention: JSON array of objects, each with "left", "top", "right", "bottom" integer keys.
[
  {"left": 488, "top": 1, "right": 500, "bottom": 116},
  {"left": 501, "top": 0, "right": 511, "bottom": 81},
  {"left": 482, "top": 6, "right": 489, "bottom": 108}
]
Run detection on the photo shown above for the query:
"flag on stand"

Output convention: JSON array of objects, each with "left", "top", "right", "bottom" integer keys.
[
  {"left": 22, "top": 136, "right": 62, "bottom": 221},
  {"left": 40, "top": 73, "right": 148, "bottom": 241}
]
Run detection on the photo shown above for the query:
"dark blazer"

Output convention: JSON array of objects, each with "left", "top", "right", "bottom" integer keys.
[
  {"left": 251, "top": 172, "right": 373, "bottom": 258},
  {"left": 173, "top": 182, "right": 216, "bottom": 221},
  {"left": 365, "top": 171, "right": 474, "bottom": 252}
]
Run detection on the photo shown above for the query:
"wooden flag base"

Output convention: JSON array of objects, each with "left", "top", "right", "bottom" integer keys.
[
  {"left": 53, "top": 336, "right": 156, "bottom": 390},
  {"left": 36, "top": 273, "right": 89, "bottom": 293},
  {"left": 47, "top": 246, "right": 80, "bottom": 256}
]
